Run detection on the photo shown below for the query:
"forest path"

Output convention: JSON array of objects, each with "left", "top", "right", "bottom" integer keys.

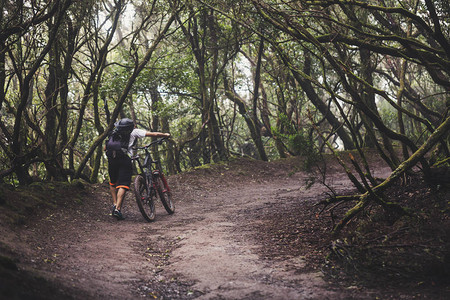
[
  {"left": 160, "top": 172, "right": 335, "bottom": 300},
  {"left": 1, "top": 157, "right": 393, "bottom": 299}
]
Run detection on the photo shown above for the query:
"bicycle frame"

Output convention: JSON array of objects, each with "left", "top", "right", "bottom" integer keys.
[{"left": 132, "top": 138, "right": 169, "bottom": 193}]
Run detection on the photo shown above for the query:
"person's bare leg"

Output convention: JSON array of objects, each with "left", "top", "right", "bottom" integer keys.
[
  {"left": 110, "top": 185, "right": 117, "bottom": 206},
  {"left": 116, "top": 188, "right": 127, "bottom": 211}
]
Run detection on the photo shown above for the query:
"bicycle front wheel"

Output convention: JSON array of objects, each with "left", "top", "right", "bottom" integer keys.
[
  {"left": 134, "top": 175, "right": 156, "bottom": 222},
  {"left": 155, "top": 176, "right": 175, "bottom": 214}
]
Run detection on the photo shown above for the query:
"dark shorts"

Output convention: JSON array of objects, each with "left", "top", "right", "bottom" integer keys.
[{"left": 108, "top": 155, "right": 132, "bottom": 190}]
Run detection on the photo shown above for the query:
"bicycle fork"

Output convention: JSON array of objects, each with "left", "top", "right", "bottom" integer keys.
[
  {"left": 160, "top": 173, "right": 170, "bottom": 193},
  {"left": 152, "top": 170, "right": 170, "bottom": 193}
]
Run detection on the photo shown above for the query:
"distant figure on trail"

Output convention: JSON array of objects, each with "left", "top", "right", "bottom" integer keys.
[{"left": 104, "top": 118, "right": 170, "bottom": 220}]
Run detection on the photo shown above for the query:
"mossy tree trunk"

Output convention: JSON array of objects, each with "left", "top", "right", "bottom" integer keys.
[{"left": 333, "top": 115, "right": 450, "bottom": 234}]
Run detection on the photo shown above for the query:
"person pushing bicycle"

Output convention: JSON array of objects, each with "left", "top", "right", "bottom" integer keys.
[{"left": 104, "top": 118, "right": 170, "bottom": 220}]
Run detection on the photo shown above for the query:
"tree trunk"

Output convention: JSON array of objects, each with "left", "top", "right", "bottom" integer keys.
[
  {"left": 43, "top": 31, "right": 66, "bottom": 181},
  {"left": 282, "top": 51, "right": 355, "bottom": 150},
  {"left": 250, "top": 36, "right": 268, "bottom": 161},
  {"left": 161, "top": 116, "right": 178, "bottom": 174},
  {"left": 150, "top": 85, "right": 161, "bottom": 162},
  {"left": 224, "top": 77, "right": 268, "bottom": 161},
  {"left": 208, "top": 11, "right": 227, "bottom": 162},
  {"left": 89, "top": 50, "right": 106, "bottom": 183},
  {"left": 0, "top": 41, "right": 5, "bottom": 111},
  {"left": 397, "top": 59, "right": 410, "bottom": 161}
]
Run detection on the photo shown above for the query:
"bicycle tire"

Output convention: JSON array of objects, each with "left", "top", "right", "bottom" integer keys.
[
  {"left": 155, "top": 175, "right": 175, "bottom": 214},
  {"left": 134, "top": 175, "right": 156, "bottom": 222}
]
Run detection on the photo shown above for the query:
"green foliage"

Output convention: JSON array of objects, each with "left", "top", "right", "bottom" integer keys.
[
  {"left": 272, "top": 113, "right": 319, "bottom": 170},
  {"left": 288, "top": 132, "right": 320, "bottom": 170},
  {"left": 378, "top": 100, "right": 398, "bottom": 131}
]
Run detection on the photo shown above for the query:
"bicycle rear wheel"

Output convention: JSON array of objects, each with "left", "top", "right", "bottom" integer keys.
[
  {"left": 134, "top": 175, "right": 156, "bottom": 221},
  {"left": 155, "top": 175, "right": 175, "bottom": 214}
]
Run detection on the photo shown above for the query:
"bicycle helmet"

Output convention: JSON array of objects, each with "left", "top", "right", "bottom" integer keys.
[{"left": 115, "top": 118, "right": 135, "bottom": 132}]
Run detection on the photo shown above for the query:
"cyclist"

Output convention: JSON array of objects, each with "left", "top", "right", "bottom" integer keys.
[{"left": 105, "top": 118, "right": 170, "bottom": 220}]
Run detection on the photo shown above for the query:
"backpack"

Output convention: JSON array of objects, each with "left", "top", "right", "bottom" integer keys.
[{"left": 105, "top": 118, "right": 135, "bottom": 158}]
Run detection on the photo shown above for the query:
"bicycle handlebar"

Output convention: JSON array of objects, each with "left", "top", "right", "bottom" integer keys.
[{"left": 132, "top": 137, "right": 168, "bottom": 150}]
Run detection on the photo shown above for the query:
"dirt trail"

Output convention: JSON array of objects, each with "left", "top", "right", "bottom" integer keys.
[
  {"left": 165, "top": 174, "right": 335, "bottom": 299},
  {"left": 1, "top": 158, "right": 394, "bottom": 299}
]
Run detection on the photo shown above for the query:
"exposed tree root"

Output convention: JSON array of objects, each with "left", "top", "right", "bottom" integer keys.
[{"left": 332, "top": 116, "right": 450, "bottom": 235}]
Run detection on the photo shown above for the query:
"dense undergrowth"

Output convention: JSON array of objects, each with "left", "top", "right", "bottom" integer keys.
[{"left": 322, "top": 174, "right": 450, "bottom": 291}]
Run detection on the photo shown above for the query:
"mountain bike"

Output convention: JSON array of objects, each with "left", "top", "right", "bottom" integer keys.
[{"left": 131, "top": 138, "right": 175, "bottom": 222}]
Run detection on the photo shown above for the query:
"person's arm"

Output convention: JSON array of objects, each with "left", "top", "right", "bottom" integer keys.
[{"left": 145, "top": 131, "right": 170, "bottom": 138}]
